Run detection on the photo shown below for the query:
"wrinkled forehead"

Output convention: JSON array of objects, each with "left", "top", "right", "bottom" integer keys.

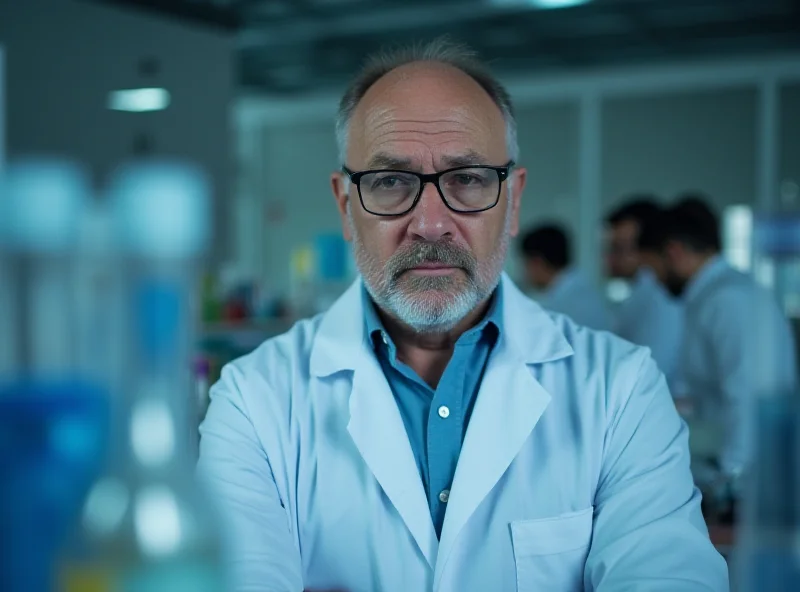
[{"left": 347, "top": 63, "right": 508, "bottom": 169}]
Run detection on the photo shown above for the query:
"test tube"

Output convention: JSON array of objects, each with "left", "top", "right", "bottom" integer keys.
[{"left": 3, "top": 160, "right": 88, "bottom": 375}]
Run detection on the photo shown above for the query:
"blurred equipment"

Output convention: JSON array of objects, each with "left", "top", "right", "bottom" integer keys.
[
  {"left": 57, "top": 162, "right": 225, "bottom": 591},
  {"left": 734, "top": 214, "right": 800, "bottom": 590},
  {"left": 0, "top": 160, "right": 111, "bottom": 592}
]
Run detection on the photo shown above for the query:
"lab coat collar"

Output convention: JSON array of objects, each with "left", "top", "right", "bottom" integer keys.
[
  {"left": 683, "top": 255, "right": 729, "bottom": 305},
  {"left": 309, "top": 272, "right": 574, "bottom": 377},
  {"left": 309, "top": 272, "right": 574, "bottom": 575},
  {"left": 632, "top": 267, "right": 663, "bottom": 298},
  {"left": 310, "top": 274, "right": 573, "bottom": 582}
]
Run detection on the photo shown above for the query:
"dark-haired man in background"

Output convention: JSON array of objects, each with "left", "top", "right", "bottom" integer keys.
[
  {"left": 658, "top": 196, "right": 797, "bottom": 478},
  {"left": 519, "top": 224, "right": 611, "bottom": 331},
  {"left": 606, "top": 198, "right": 683, "bottom": 389}
]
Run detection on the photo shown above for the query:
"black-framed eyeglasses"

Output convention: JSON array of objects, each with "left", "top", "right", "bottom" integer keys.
[{"left": 341, "top": 161, "right": 515, "bottom": 216}]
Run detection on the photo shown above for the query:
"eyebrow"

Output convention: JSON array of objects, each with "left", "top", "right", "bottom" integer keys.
[
  {"left": 365, "top": 150, "right": 491, "bottom": 171},
  {"left": 366, "top": 153, "right": 413, "bottom": 170},
  {"left": 441, "top": 150, "right": 490, "bottom": 168}
]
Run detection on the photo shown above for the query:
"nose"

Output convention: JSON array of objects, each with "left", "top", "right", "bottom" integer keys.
[{"left": 406, "top": 181, "right": 456, "bottom": 242}]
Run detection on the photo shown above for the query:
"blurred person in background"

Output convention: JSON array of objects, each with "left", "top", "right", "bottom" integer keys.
[
  {"left": 605, "top": 198, "right": 683, "bottom": 389},
  {"left": 198, "top": 39, "right": 727, "bottom": 592},
  {"left": 657, "top": 195, "right": 797, "bottom": 479},
  {"left": 519, "top": 223, "right": 612, "bottom": 331}
]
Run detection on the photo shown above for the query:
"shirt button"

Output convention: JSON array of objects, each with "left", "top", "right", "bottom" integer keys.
[
  {"left": 381, "top": 332, "right": 388, "bottom": 345},
  {"left": 439, "top": 489, "right": 450, "bottom": 503},
  {"left": 438, "top": 405, "right": 450, "bottom": 419}
]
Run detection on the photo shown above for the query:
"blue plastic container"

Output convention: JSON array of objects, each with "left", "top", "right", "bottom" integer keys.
[
  {"left": 315, "top": 233, "right": 348, "bottom": 282},
  {"left": 0, "top": 379, "right": 109, "bottom": 592}
]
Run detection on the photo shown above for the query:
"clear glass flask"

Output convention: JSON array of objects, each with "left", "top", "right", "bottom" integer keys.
[{"left": 58, "top": 161, "right": 226, "bottom": 592}]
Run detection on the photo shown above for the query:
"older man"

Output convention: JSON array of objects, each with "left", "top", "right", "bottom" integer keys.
[{"left": 198, "top": 40, "right": 727, "bottom": 592}]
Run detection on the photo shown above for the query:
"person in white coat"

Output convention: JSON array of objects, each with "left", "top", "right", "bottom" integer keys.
[
  {"left": 657, "top": 197, "right": 797, "bottom": 477},
  {"left": 605, "top": 199, "right": 684, "bottom": 389},
  {"left": 198, "top": 39, "right": 728, "bottom": 592},
  {"left": 518, "top": 224, "right": 612, "bottom": 331}
]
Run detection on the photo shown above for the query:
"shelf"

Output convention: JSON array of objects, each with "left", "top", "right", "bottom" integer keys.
[{"left": 199, "top": 319, "right": 297, "bottom": 350}]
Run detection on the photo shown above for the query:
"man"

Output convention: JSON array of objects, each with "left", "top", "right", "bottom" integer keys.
[
  {"left": 605, "top": 198, "right": 683, "bottom": 388},
  {"left": 657, "top": 196, "right": 797, "bottom": 477},
  {"left": 198, "top": 40, "right": 727, "bottom": 592},
  {"left": 519, "top": 224, "right": 612, "bottom": 331}
]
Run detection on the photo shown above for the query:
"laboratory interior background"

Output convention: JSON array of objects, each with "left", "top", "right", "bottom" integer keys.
[{"left": 2, "top": 0, "right": 800, "bottom": 589}]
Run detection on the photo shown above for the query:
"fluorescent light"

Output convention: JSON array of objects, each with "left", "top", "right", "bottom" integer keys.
[
  {"left": 532, "top": 0, "right": 591, "bottom": 7},
  {"left": 492, "top": 0, "right": 591, "bottom": 7},
  {"left": 107, "top": 87, "right": 171, "bottom": 112},
  {"left": 530, "top": 0, "right": 590, "bottom": 8}
]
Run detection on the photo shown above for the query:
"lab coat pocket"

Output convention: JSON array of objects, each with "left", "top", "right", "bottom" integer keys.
[{"left": 510, "top": 507, "right": 594, "bottom": 592}]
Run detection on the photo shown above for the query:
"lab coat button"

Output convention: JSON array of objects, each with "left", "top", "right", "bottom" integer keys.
[
  {"left": 439, "top": 489, "right": 450, "bottom": 503},
  {"left": 438, "top": 405, "right": 450, "bottom": 419}
]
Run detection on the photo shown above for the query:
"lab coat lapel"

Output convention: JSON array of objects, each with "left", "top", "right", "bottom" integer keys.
[
  {"left": 434, "top": 343, "right": 550, "bottom": 585},
  {"left": 435, "top": 276, "right": 573, "bottom": 586},
  {"left": 312, "top": 279, "right": 438, "bottom": 568},
  {"left": 346, "top": 353, "right": 439, "bottom": 569}
]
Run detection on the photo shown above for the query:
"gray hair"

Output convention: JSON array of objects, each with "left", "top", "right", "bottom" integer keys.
[{"left": 335, "top": 37, "right": 519, "bottom": 166}]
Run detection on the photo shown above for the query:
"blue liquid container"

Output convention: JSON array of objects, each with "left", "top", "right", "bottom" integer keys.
[
  {"left": 0, "top": 379, "right": 109, "bottom": 592},
  {"left": 315, "top": 233, "right": 348, "bottom": 282},
  {"left": 0, "top": 159, "right": 112, "bottom": 591}
]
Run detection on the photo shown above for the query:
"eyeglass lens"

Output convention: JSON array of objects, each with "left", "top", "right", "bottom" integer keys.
[{"left": 359, "top": 167, "right": 502, "bottom": 214}]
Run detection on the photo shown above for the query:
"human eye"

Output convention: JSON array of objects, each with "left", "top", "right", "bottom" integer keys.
[{"left": 369, "top": 172, "right": 414, "bottom": 191}]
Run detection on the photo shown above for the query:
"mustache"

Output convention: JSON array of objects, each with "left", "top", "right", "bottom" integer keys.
[{"left": 386, "top": 241, "right": 476, "bottom": 280}]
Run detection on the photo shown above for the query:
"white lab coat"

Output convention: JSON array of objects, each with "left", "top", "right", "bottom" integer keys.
[
  {"left": 198, "top": 274, "right": 728, "bottom": 592},
  {"left": 540, "top": 267, "right": 612, "bottom": 332},
  {"left": 680, "top": 257, "right": 798, "bottom": 474},
  {"left": 614, "top": 268, "right": 684, "bottom": 390}
]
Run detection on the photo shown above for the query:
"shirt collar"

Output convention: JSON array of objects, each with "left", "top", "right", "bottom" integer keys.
[
  {"left": 362, "top": 282, "right": 504, "bottom": 353},
  {"left": 310, "top": 273, "right": 574, "bottom": 377}
]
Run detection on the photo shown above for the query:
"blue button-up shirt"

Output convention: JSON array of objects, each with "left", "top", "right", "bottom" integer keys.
[{"left": 363, "top": 287, "right": 502, "bottom": 537}]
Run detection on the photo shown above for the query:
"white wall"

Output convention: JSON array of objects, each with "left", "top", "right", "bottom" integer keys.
[
  {"left": 602, "top": 88, "right": 758, "bottom": 212},
  {"left": 0, "top": 0, "right": 235, "bottom": 261},
  {"left": 236, "top": 54, "right": 800, "bottom": 296},
  {"left": 516, "top": 102, "right": 580, "bottom": 234}
]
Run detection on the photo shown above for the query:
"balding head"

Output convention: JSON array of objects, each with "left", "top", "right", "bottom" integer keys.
[
  {"left": 346, "top": 61, "right": 509, "bottom": 173},
  {"left": 335, "top": 38, "right": 519, "bottom": 165}
]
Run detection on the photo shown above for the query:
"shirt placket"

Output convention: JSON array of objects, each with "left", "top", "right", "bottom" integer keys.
[{"left": 426, "top": 343, "right": 468, "bottom": 537}]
